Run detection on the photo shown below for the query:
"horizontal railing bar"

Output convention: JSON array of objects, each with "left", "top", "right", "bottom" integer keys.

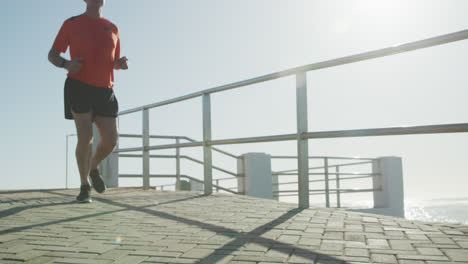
[
  {"left": 113, "top": 147, "right": 144, "bottom": 153},
  {"left": 119, "top": 29, "right": 468, "bottom": 116},
  {"left": 271, "top": 156, "right": 375, "bottom": 160},
  {"left": 119, "top": 154, "right": 142, "bottom": 158},
  {"left": 272, "top": 169, "right": 299, "bottom": 175},
  {"left": 309, "top": 172, "right": 379, "bottom": 176},
  {"left": 274, "top": 172, "right": 377, "bottom": 176},
  {"left": 303, "top": 123, "right": 468, "bottom": 139},
  {"left": 121, "top": 153, "right": 239, "bottom": 164},
  {"left": 181, "top": 137, "right": 240, "bottom": 159},
  {"left": 119, "top": 154, "right": 176, "bottom": 159},
  {"left": 273, "top": 175, "right": 375, "bottom": 186},
  {"left": 182, "top": 175, "right": 240, "bottom": 195},
  {"left": 331, "top": 161, "right": 375, "bottom": 167},
  {"left": 272, "top": 161, "right": 374, "bottom": 175},
  {"left": 210, "top": 134, "right": 297, "bottom": 146},
  {"left": 148, "top": 141, "right": 203, "bottom": 151},
  {"left": 119, "top": 134, "right": 240, "bottom": 159},
  {"left": 115, "top": 123, "right": 468, "bottom": 154},
  {"left": 216, "top": 177, "right": 239, "bottom": 181},
  {"left": 119, "top": 134, "right": 185, "bottom": 139},
  {"left": 114, "top": 141, "right": 204, "bottom": 153},
  {"left": 275, "top": 190, "right": 376, "bottom": 197},
  {"left": 182, "top": 155, "right": 239, "bottom": 177},
  {"left": 119, "top": 173, "right": 239, "bottom": 183},
  {"left": 119, "top": 91, "right": 205, "bottom": 115},
  {"left": 274, "top": 188, "right": 379, "bottom": 194},
  {"left": 119, "top": 174, "right": 179, "bottom": 178},
  {"left": 118, "top": 174, "right": 239, "bottom": 194}
]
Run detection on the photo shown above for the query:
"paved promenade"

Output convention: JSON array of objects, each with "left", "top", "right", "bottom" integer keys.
[{"left": 0, "top": 188, "right": 467, "bottom": 264}]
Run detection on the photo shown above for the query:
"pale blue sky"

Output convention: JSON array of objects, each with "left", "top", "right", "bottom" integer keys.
[{"left": 1, "top": 0, "right": 467, "bottom": 203}]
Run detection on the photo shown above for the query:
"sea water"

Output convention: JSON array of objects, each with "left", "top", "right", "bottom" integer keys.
[{"left": 405, "top": 198, "right": 468, "bottom": 225}]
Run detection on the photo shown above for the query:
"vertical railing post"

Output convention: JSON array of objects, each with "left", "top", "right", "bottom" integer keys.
[
  {"left": 176, "top": 138, "right": 181, "bottom": 191},
  {"left": 142, "top": 109, "right": 150, "bottom": 190},
  {"left": 272, "top": 173, "right": 280, "bottom": 201},
  {"left": 324, "top": 157, "right": 330, "bottom": 208},
  {"left": 296, "top": 72, "right": 309, "bottom": 209},
  {"left": 202, "top": 93, "right": 213, "bottom": 195},
  {"left": 336, "top": 165, "right": 341, "bottom": 208},
  {"left": 216, "top": 180, "right": 219, "bottom": 192}
]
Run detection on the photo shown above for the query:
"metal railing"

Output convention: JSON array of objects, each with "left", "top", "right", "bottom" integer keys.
[
  {"left": 106, "top": 29, "right": 468, "bottom": 208},
  {"left": 117, "top": 134, "right": 241, "bottom": 194},
  {"left": 271, "top": 156, "right": 377, "bottom": 208}
]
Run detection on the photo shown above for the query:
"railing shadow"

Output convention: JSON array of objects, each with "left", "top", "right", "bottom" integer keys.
[
  {"left": 0, "top": 201, "right": 76, "bottom": 219},
  {"left": 91, "top": 194, "right": 348, "bottom": 263},
  {"left": 1, "top": 190, "right": 349, "bottom": 263},
  {"left": 0, "top": 189, "right": 67, "bottom": 195}
]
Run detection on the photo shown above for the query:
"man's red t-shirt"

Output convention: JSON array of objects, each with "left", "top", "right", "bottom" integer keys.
[{"left": 53, "top": 14, "right": 120, "bottom": 88}]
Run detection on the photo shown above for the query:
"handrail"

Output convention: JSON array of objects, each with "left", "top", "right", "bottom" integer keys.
[
  {"left": 303, "top": 123, "right": 468, "bottom": 139},
  {"left": 119, "top": 29, "right": 468, "bottom": 116},
  {"left": 114, "top": 123, "right": 468, "bottom": 153},
  {"left": 119, "top": 134, "right": 240, "bottom": 159},
  {"left": 119, "top": 134, "right": 184, "bottom": 139}
]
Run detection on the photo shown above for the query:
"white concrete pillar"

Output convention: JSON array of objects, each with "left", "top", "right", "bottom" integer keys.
[
  {"left": 237, "top": 153, "right": 273, "bottom": 200},
  {"left": 190, "top": 180, "right": 204, "bottom": 192},
  {"left": 372, "top": 156, "right": 405, "bottom": 217}
]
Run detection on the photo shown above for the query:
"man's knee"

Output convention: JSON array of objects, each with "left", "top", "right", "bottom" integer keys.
[
  {"left": 77, "top": 134, "right": 93, "bottom": 146},
  {"left": 102, "top": 136, "right": 118, "bottom": 150}
]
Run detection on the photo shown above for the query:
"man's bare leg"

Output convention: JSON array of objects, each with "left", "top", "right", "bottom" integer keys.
[
  {"left": 72, "top": 111, "right": 94, "bottom": 186},
  {"left": 90, "top": 116, "right": 118, "bottom": 170}
]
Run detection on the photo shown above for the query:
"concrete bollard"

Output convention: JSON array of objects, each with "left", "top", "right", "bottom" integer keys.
[
  {"left": 372, "top": 156, "right": 405, "bottom": 217},
  {"left": 190, "top": 180, "right": 204, "bottom": 191},
  {"left": 345, "top": 156, "right": 405, "bottom": 218},
  {"left": 237, "top": 153, "right": 273, "bottom": 200}
]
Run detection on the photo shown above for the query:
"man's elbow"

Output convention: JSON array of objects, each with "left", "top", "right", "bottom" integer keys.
[{"left": 48, "top": 48, "right": 58, "bottom": 64}]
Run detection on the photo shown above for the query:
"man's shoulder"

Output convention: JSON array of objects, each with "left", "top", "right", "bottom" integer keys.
[
  {"left": 66, "top": 14, "right": 82, "bottom": 22},
  {"left": 102, "top": 18, "right": 118, "bottom": 30}
]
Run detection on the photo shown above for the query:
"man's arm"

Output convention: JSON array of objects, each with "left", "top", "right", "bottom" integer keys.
[
  {"left": 48, "top": 48, "right": 83, "bottom": 73},
  {"left": 48, "top": 48, "right": 68, "bottom": 68}
]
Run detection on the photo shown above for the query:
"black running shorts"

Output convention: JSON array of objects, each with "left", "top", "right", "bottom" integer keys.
[{"left": 64, "top": 77, "right": 119, "bottom": 120}]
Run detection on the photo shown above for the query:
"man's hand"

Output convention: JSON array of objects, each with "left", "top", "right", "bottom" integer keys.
[
  {"left": 65, "top": 57, "right": 84, "bottom": 74},
  {"left": 114, "top": 56, "right": 128, "bottom": 70}
]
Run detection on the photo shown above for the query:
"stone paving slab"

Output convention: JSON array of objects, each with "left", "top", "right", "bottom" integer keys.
[{"left": 0, "top": 188, "right": 467, "bottom": 264}]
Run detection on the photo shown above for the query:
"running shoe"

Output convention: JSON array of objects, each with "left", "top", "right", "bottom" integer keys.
[
  {"left": 90, "top": 168, "right": 107, "bottom": 193},
  {"left": 76, "top": 184, "right": 92, "bottom": 203}
]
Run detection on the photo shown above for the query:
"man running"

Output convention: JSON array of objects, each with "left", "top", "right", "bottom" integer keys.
[{"left": 48, "top": 0, "right": 128, "bottom": 202}]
